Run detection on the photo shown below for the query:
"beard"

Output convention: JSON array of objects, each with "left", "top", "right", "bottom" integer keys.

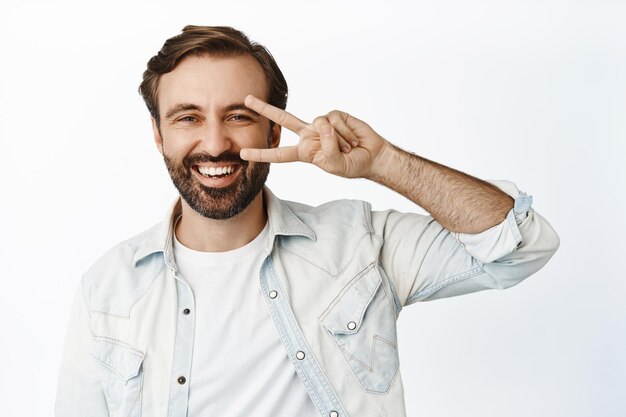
[{"left": 163, "top": 149, "right": 270, "bottom": 220}]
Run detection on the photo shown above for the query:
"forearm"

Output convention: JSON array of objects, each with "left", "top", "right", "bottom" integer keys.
[{"left": 367, "top": 141, "right": 514, "bottom": 234}]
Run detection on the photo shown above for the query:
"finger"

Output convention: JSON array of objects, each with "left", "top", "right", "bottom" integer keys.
[
  {"left": 240, "top": 146, "right": 299, "bottom": 163},
  {"left": 337, "top": 133, "right": 352, "bottom": 153},
  {"left": 317, "top": 115, "right": 351, "bottom": 153},
  {"left": 245, "top": 95, "right": 307, "bottom": 133},
  {"left": 312, "top": 116, "right": 344, "bottom": 165},
  {"left": 327, "top": 110, "right": 359, "bottom": 147}
]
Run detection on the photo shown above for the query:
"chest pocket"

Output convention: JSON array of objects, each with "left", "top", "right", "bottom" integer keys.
[
  {"left": 321, "top": 264, "right": 399, "bottom": 394},
  {"left": 90, "top": 337, "right": 144, "bottom": 417}
]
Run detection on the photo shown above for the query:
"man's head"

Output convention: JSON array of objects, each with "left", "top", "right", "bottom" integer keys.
[
  {"left": 139, "top": 25, "right": 287, "bottom": 130},
  {"left": 138, "top": 26, "right": 288, "bottom": 219}
]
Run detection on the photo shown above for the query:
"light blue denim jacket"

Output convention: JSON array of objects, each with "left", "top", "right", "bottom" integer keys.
[{"left": 55, "top": 180, "right": 560, "bottom": 417}]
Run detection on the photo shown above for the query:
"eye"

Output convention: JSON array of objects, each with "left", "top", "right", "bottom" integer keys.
[
  {"left": 177, "top": 115, "right": 198, "bottom": 123},
  {"left": 228, "top": 114, "right": 251, "bottom": 122}
]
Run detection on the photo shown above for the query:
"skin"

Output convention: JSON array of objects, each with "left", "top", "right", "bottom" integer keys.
[
  {"left": 153, "top": 54, "right": 514, "bottom": 253},
  {"left": 241, "top": 97, "right": 514, "bottom": 234},
  {"left": 151, "top": 54, "right": 280, "bottom": 252}
]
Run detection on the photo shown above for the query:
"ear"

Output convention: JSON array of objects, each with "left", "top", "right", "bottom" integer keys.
[
  {"left": 270, "top": 122, "right": 281, "bottom": 149},
  {"left": 151, "top": 117, "right": 164, "bottom": 154}
]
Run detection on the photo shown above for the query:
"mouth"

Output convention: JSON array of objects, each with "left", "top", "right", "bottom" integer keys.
[
  {"left": 195, "top": 164, "right": 238, "bottom": 178},
  {"left": 192, "top": 163, "right": 242, "bottom": 187}
]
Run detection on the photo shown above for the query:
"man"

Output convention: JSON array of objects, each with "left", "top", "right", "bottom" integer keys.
[{"left": 55, "top": 26, "right": 559, "bottom": 417}]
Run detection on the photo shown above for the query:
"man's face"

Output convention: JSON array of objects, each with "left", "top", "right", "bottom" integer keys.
[{"left": 152, "top": 54, "right": 280, "bottom": 219}]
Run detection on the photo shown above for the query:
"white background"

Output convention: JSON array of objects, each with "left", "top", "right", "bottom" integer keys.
[{"left": 1, "top": 0, "right": 625, "bottom": 416}]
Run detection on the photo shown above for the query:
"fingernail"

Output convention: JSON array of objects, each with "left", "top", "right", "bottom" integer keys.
[
  {"left": 343, "top": 146, "right": 351, "bottom": 153},
  {"left": 351, "top": 140, "right": 358, "bottom": 147},
  {"left": 322, "top": 126, "right": 332, "bottom": 136}
]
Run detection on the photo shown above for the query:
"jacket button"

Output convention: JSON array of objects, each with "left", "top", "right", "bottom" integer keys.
[
  {"left": 177, "top": 376, "right": 186, "bottom": 385},
  {"left": 183, "top": 308, "right": 191, "bottom": 315},
  {"left": 329, "top": 411, "right": 339, "bottom": 417},
  {"left": 347, "top": 321, "right": 357, "bottom": 330},
  {"left": 269, "top": 290, "right": 278, "bottom": 299},
  {"left": 296, "top": 351, "right": 305, "bottom": 360}
]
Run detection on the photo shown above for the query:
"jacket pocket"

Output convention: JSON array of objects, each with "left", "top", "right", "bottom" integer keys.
[
  {"left": 321, "top": 264, "right": 399, "bottom": 394},
  {"left": 90, "top": 336, "right": 144, "bottom": 417}
]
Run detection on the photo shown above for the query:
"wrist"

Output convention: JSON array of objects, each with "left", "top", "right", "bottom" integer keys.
[{"left": 365, "top": 139, "right": 398, "bottom": 184}]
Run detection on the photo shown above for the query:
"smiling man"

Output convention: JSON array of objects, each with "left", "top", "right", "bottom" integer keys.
[
  {"left": 55, "top": 26, "right": 560, "bottom": 417},
  {"left": 156, "top": 53, "right": 277, "bottom": 249}
]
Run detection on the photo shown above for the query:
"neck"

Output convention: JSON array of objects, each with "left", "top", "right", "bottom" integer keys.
[{"left": 175, "top": 192, "right": 267, "bottom": 252}]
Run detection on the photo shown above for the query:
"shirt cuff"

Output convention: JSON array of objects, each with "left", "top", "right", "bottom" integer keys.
[{"left": 452, "top": 179, "right": 534, "bottom": 264}]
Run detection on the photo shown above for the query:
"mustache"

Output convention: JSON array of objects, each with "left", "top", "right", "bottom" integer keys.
[{"left": 183, "top": 151, "right": 248, "bottom": 169}]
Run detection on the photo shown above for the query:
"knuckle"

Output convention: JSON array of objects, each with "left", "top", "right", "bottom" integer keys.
[
  {"left": 312, "top": 116, "right": 328, "bottom": 126},
  {"left": 327, "top": 110, "right": 342, "bottom": 119}
]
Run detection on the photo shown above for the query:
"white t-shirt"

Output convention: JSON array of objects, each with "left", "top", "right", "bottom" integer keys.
[{"left": 173, "top": 221, "right": 318, "bottom": 417}]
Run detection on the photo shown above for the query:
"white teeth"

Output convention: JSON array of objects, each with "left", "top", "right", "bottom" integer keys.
[{"left": 198, "top": 165, "right": 235, "bottom": 177}]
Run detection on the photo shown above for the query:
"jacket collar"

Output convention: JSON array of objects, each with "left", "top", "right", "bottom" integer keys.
[{"left": 132, "top": 186, "right": 316, "bottom": 267}]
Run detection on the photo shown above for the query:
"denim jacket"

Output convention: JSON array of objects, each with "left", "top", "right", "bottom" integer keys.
[{"left": 55, "top": 179, "right": 560, "bottom": 417}]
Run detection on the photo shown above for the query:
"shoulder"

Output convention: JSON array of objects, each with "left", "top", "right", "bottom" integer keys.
[
  {"left": 275, "top": 197, "right": 380, "bottom": 276},
  {"left": 281, "top": 197, "right": 374, "bottom": 237},
  {"left": 80, "top": 222, "right": 167, "bottom": 317}
]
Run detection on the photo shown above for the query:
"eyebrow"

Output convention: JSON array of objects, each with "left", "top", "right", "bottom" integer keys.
[
  {"left": 165, "top": 103, "right": 202, "bottom": 120},
  {"left": 224, "top": 103, "right": 260, "bottom": 117},
  {"left": 164, "top": 102, "right": 260, "bottom": 120}
]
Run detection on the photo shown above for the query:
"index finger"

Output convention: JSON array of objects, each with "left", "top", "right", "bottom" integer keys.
[
  {"left": 240, "top": 146, "right": 300, "bottom": 163},
  {"left": 245, "top": 95, "right": 307, "bottom": 133}
]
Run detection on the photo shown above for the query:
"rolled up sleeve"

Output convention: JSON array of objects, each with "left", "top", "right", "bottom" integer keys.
[{"left": 372, "top": 180, "right": 560, "bottom": 306}]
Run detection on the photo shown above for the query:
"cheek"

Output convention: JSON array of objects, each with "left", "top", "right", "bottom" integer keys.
[
  {"left": 161, "top": 135, "right": 194, "bottom": 158},
  {"left": 236, "top": 125, "right": 272, "bottom": 148}
]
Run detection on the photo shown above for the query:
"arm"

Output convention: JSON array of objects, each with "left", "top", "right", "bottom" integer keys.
[
  {"left": 240, "top": 96, "right": 559, "bottom": 303},
  {"left": 368, "top": 142, "right": 514, "bottom": 233},
  {"left": 240, "top": 94, "right": 511, "bottom": 234},
  {"left": 372, "top": 179, "right": 559, "bottom": 306}
]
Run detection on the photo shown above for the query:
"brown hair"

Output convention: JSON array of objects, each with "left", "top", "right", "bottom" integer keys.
[{"left": 138, "top": 25, "right": 288, "bottom": 128}]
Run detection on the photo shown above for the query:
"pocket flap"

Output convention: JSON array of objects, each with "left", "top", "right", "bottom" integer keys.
[
  {"left": 90, "top": 337, "right": 144, "bottom": 383},
  {"left": 321, "top": 265, "right": 381, "bottom": 335}
]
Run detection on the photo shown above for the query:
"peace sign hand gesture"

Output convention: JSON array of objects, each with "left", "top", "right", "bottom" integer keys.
[{"left": 240, "top": 95, "right": 392, "bottom": 179}]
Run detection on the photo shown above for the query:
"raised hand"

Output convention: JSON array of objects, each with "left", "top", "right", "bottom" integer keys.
[{"left": 240, "top": 95, "right": 390, "bottom": 179}]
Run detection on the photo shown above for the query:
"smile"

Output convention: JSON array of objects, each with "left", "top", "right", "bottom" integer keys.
[{"left": 196, "top": 165, "right": 237, "bottom": 178}]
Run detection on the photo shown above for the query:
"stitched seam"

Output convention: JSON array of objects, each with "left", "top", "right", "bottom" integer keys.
[
  {"left": 261, "top": 259, "right": 327, "bottom": 415},
  {"left": 93, "top": 336, "right": 144, "bottom": 357},
  {"left": 377, "top": 261, "right": 402, "bottom": 317},
  {"left": 507, "top": 207, "right": 524, "bottom": 246},
  {"left": 407, "top": 266, "right": 484, "bottom": 303},
  {"left": 89, "top": 264, "right": 166, "bottom": 317},
  {"left": 337, "top": 335, "right": 398, "bottom": 394},
  {"left": 125, "top": 369, "right": 143, "bottom": 417},
  {"left": 408, "top": 220, "right": 443, "bottom": 300},
  {"left": 265, "top": 257, "right": 348, "bottom": 416},
  {"left": 339, "top": 335, "right": 396, "bottom": 372},
  {"left": 319, "top": 263, "right": 377, "bottom": 322},
  {"left": 276, "top": 244, "right": 336, "bottom": 276},
  {"left": 92, "top": 357, "right": 127, "bottom": 381},
  {"left": 276, "top": 199, "right": 315, "bottom": 238},
  {"left": 277, "top": 230, "right": 373, "bottom": 278},
  {"left": 365, "top": 335, "right": 398, "bottom": 395},
  {"left": 363, "top": 200, "right": 374, "bottom": 235}
]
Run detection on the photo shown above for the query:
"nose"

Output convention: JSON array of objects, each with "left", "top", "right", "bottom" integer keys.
[{"left": 196, "top": 122, "right": 232, "bottom": 157}]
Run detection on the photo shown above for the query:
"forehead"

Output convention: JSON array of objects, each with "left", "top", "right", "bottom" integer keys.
[{"left": 157, "top": 54, "right": 268, "bottom": 114}]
